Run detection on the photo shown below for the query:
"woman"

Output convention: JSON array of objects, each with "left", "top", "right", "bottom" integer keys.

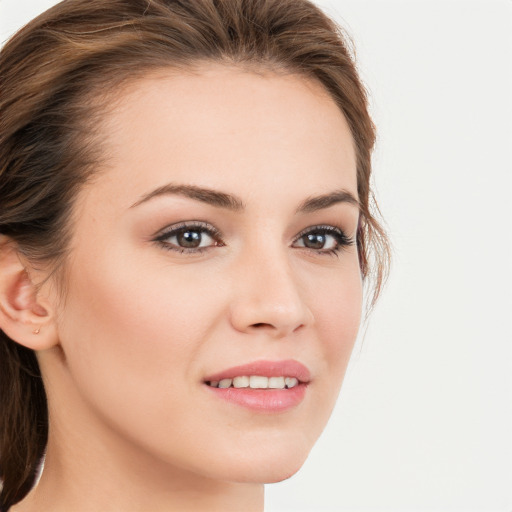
[{"left": 0, "top": 0, "right": 389, "bottom": 510}]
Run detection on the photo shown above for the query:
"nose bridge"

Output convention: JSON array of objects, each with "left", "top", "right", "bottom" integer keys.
[{"left": 229, "top": 237, "right": 313, "bottom": 337}]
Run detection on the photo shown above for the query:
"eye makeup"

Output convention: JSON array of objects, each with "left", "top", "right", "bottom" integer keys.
[
  {"left": 152, "top": 220, "right": 355, "bottom": 257},
  {"left": 292, "top": 225, "right": 355, "bottom": 257},
  {"left": 153, "top": 221, "right": 223, "bottom": 254}
]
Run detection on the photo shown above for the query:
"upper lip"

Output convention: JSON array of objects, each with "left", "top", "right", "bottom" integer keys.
[{"left": 204, "top": 359, "right": 311, "bottom": 383}]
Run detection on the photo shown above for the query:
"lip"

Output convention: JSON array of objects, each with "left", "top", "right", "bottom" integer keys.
[{"left": 203, "top": 359, "right": 310, "bottom": 413}]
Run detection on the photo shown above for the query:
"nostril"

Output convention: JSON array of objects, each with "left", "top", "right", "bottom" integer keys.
[{"left": 251, "top": 322, "right": 280, "bottom": 330}]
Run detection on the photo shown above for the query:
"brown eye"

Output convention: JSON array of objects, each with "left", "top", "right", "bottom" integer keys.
[
  {"left": 155, "top": 223, "right": 222, "bottom": 253},
  {"left": 293, "top": 226, "right": 354, "bottom": 254},
  {"left": 176, "top": 229, "right": 203, "bottom": 248},
  {"left": 302, "top": 233, "right": 328, "bottom": 250},
  {"left": 165, "top": 228, "right": 215, "bottom": 249}
]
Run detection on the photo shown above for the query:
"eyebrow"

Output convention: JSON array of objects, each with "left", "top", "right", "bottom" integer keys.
[
  {"left": 130, "top": 183, "right": 359, "bottom": 212},
  {"left": 295, "top": 189, "right": 359, "bottom": 213},
  {"left": 130, "top": 183, "right": 244, "bottom": 211}
]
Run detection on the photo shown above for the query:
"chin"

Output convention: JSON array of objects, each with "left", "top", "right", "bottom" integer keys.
[
  {"left": 227, "top": 458, "right": 307, "bottom": 484},
  {"left": 261, "top": 464, "right": 306, "bottom": 484},
  {"left": 209, "top": 439, "right": 313, "bottom": 484}
]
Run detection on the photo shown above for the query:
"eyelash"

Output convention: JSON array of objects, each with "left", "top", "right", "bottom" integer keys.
[{"left": 153, "top": 221, "right": 354, "bottom": 257}]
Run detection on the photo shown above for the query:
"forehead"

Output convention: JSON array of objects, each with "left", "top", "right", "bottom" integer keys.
[{"left": 91, "top": 64, "right": 357, "bottom": 207}]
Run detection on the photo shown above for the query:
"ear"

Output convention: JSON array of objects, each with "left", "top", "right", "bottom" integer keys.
[{"left": 0, "top": 236, "right": 59, "bottom": 350}]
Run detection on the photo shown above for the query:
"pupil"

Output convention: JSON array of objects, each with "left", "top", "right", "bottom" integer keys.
[
  {"left": 177, "top": 230, "right": 201, "bottom": 248},
  {"left": 305, "top": 233, "right": 325, "bottom": 249}
]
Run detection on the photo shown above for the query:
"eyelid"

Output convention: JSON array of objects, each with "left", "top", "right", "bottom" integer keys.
[
  {"left": 152, "top": 221, "right": 354, "bottom": 255},
  {"left": 153, "top": 220, "right": 219, "bottom": 236},
  {"left": 293, "top": 224, "right": 353, "bottom": 243},
  {"left": 292, "top": 224, "right": 355, "bottom": 255},
  {"left": 152, "top": 221, "right": 224, "bottom": 252}
]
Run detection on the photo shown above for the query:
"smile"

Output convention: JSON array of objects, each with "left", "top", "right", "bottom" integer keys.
[
  {"left": 203, "top": 360, "right": 309, "bottom": 412},
  {"left": 207, "top": 376, "right": 299, "bottom": 389}
]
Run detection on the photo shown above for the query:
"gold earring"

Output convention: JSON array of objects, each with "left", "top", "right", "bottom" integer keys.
[{"left": 33, "top": 327, "right": 41, "bottom": 335}]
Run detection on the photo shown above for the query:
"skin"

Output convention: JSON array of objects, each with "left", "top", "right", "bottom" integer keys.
[{"left": 10, "top": 64, "right": 362, "bottom": 512}]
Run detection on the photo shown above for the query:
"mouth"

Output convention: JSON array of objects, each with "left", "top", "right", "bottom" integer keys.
[{"left": 203, "top": 360, "right": 310, "bottom": 412}]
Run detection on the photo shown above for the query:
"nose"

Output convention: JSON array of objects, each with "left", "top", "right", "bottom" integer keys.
[{"left": 229, "top": 248, "right": 314, "bottom": 338}]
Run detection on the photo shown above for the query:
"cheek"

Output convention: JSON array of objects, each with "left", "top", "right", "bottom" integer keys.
[
  {"left": 311, "top": 257, "right": 362, "bottom": 355},
  {"left": 307, "top": 258, "right": 362, "bottom": 412},
  {"left": 56, "top": 248, "right": 221, "bottom": 432},
  {"left": 320, "top": 277, "right": 362, "bottom": 363},
  {"left": 63, "top": 245, "right": 219, "bottom": 353}
]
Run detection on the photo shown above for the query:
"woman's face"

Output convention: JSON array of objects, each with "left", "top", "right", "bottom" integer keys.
[{"left": 45, "top": 64, "right": 362, "bottom": 483}]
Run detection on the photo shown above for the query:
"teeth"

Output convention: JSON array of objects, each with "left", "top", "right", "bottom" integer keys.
[
  {"left": 233, "top": 376, "right": 249, "bottom": 388},
  {"left": 268, "top": 376, "right": 286, "bottom": 389},
  {"left": 218, "top": 378, "right": 232, "bottom": 388},
  {"left": 249, "top": 376, "right": 268, "bottom": 389},
  {"left": 208, "top": 376, "right": 300, "bottom": 389},
  {"left": 285, "top": 377, "right": 298, "bottom": 388}
]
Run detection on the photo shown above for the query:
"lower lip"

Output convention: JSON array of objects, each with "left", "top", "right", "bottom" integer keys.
[{"left": 205, "top": 384, "right": 307, "bottom": 412}]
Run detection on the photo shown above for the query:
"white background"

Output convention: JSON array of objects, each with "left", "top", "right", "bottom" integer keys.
[{"left": 1, "top": 1, "right": 511, "bottom": 510}]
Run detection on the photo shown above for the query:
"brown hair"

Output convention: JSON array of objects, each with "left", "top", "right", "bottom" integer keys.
[{"left": 0, "top": 0, "right": 390, "bottom": 508}]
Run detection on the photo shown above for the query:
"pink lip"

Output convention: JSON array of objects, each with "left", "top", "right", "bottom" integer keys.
[{"left": 203, "top": 360, "right": 310, "bottom": 413}]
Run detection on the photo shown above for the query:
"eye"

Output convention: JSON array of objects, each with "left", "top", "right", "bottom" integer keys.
[
  {"left": 293, "top": 225, "right": 354, "bottom": 255},
  {"left": 153, "top": 222, "right": 223, "bottom": 253}
]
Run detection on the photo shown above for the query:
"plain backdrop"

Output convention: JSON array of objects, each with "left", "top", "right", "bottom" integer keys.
[{"left": 1, "top": 1, "right": 511, "bottom": 511}]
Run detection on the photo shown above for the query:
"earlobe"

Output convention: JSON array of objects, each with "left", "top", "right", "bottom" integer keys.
[{"left": 0, "top": 237, "right": 59, "bottom": 350}]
